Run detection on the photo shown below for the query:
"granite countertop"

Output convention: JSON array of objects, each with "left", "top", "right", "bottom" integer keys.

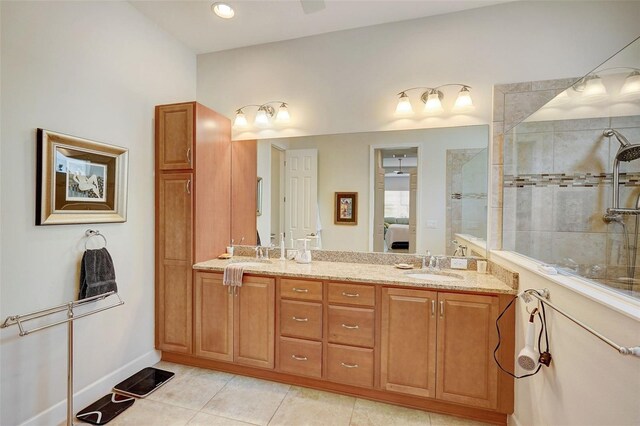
[{"left": 193, "top": 257, "right": 516, "bottom": 295}]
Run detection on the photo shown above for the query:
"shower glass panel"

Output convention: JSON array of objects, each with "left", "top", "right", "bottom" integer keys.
[{"left": 502, "top": 37, "right": 640, "bottom": 300}]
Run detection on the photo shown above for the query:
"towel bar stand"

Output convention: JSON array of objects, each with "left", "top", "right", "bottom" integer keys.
[{"left": 1, "top": 291, "right": 124, "bottom": 426}]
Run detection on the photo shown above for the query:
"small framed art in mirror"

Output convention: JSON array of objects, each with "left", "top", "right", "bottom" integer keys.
[
  {"left": 36, "top": 129, "right": 129, "bottom": 225},
  {"left": 335, "top": 192, "right": 357, "bottom": 225}
]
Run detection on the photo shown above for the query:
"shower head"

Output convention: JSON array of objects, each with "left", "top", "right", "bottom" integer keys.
[
  {"left": 604, "top": 129, "right": 640, "bottom": 162},
  {"left": 617, "top": 145, "right": 640, "bottom": 162}
]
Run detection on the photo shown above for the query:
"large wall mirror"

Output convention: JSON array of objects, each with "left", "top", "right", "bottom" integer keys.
[
  {"left": 231, "top": 125, "right": 488, "bottom": 256},
  {"left": 502, "top": 36, "right": 640, "bottom": 299}
]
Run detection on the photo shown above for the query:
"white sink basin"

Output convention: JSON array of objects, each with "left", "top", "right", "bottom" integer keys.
[{"left": 405, "top": 272, "right": 463, "bottom": 282}]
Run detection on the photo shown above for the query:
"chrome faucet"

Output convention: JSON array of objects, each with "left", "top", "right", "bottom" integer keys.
[{"left": 254, "top": 246, "right": 261, "bottom": 259}]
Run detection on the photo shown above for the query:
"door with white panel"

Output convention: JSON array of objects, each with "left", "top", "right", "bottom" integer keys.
[{"left": 284, "top": 149, "right": 318, "bottom": 242}]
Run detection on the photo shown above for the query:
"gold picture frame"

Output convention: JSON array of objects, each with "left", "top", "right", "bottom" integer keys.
[
  {"left": 36, "top": 129, "right": 129, "bottom": 225},
  {"left": 335, "top": 192, "right": 358, "bottom": 225}
]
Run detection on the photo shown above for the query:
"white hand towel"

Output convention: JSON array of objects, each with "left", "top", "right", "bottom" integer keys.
[{"left": 223, "top": 264, "right": 246, "bottom": 287}]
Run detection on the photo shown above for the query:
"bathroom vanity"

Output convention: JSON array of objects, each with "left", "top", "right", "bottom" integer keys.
[
  {"left": 160, "top": 258, "right": 516, "bottom": 425},
  {"left": 154, "top": 101, "right": 515, "bottom": 424}
]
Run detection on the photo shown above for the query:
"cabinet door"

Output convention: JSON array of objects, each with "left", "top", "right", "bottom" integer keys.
[
  {"left": 436, "top": 292, "right": 499, "bottom": 409},
  {"left": 235, "top": 276, "right": 275, "bottom": 369},
  {"left": 157, "top": 173, "right": 193, "bottom": 353},
  {"left": 157, "top": 103, "right": 194, "bottom": 170},
  {"left": 380, "top": 287, "right": 437, "bottom": 398},
  {"left": 194, "top": 272, "right": 234, "bottom": 361}
]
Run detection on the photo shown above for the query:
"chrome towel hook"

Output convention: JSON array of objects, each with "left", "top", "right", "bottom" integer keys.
[{"left": 85, "top": 229, "right": 107, "bottom": 250}]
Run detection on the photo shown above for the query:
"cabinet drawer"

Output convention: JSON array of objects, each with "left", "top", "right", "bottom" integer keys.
[
  {"left": 280, "top": 300, "right": 323, "bottom": 340},
  {"left": 280, "top": 279, "right": 323, "bottom": 301},
  {"left": 328, "top": 282, "right": 375, "bottom": 307},
  {"left": 327, "top": 344, "right": 374, "bottom": 388},
  {"left": 279, "top": 337, "right": 322, "bottom": 378},
  {"left": 328, "top": 305, "right": 374, "bottom": 348}
]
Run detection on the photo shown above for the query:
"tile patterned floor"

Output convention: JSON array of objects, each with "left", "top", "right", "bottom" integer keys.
[{"left": 73, "top": 361, "right": 491, "bottom": 426}]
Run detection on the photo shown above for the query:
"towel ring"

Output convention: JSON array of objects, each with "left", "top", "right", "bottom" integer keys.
[{"left": 84, "top": 229, "right": 107, "bottom": 250}]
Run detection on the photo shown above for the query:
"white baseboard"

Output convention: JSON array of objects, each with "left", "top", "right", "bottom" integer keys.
[
  {"left": 509, "top": 413, "right": 523, "bottom": 426},
  {"left": 20, "top": 349, "right": 161, "bottom": 426}
]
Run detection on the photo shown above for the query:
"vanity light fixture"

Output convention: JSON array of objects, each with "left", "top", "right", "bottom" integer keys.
[
  {"left": 621, "top": 70, "right": 640, "bottom": 96},
  {"left": 233, "top": 101, "right": 290, "bottom": 128},
  {"left": 572, "top": 67, "right": 640, "bottom": 100},
  {"left": 212, "top": 2, "right": 235, "bottom": 19},
  {"left": 395, "top": 84, "right": 474, "bottom": 116}
]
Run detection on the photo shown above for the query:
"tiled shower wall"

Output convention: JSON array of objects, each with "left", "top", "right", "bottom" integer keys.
[
  {"left": 446, "top": 148, "right": 486, "bottom": 254},
  {"left": 502, "top": 116, "right": 640, "bottom": 282},
  {"left": 490, "top": 78, "right": 577, "bottom": 250}
]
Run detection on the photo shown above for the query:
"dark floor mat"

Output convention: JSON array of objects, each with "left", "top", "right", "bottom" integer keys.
[
  {"left": 112, "top": 367, "right": 175, "bottom": 398},
  {"left": 76, "top": 393, "right": 135, "bottom": 425}
]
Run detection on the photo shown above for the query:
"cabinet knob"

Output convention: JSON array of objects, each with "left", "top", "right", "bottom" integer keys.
[
  {"left": 291, "top": 355, "right": 308, "bottom": 361},
  {"left": 341, "top": 323, "right": 359, "bottom": 329},
  {"left": 292, "top": 316, "right": 308, "bottom": 322},
  {"left": 340, "top": 362, "right": 359, "bottom": 368}
]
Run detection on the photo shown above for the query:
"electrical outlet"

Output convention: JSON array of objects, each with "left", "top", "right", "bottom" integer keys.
[
  {"left": 426, "top": 220, "right": 437, "bottom": 229},
  {"left": 450, "top": 258, "right": 468, "bottom": 269}
]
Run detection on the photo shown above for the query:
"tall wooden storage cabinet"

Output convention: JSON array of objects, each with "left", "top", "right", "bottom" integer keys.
[{"left": 155, "top": 102, "right": 231, "bottom": 354}]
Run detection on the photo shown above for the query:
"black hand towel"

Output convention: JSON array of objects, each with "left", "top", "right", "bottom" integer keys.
[{"left": 79, "top": 247, "right": 118, "bottom": 299}]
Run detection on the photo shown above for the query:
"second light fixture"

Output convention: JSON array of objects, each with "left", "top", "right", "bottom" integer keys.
[
  {"left": 395, "top": 84, "right": 474, "bottom": 116},
  {"left": 234, "top": 101, "right": 290, "bottom": 128}
]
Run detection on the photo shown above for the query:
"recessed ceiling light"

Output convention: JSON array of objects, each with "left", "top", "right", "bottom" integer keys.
[{"left": 212, "top": 2, "right": 235, "bottom": 19}]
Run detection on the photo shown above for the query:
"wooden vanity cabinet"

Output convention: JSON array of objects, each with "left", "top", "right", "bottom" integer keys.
[
  {"left": 380, "top": 287, "right": 437, "bottom": 398},
  {"left": 194, "top": 271, "right": 275, "bottom": 369},
  {"left": 277, "top": 278, "right": 324, "bottom": 378},
  {"left": 155, "top": 102, "right": 231, "bottom": 354},
  {"left": 380, "top": 288, "right": 501, "bottom": 410},
  {"left": 436, "top": 292, "right": 499, "bottom": 409}
]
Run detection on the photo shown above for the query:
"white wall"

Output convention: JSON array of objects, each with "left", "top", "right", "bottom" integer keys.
[
  {"left": 0, "top": 2, "right": 195, "bottom": 425},
  {"left": 198, "top": 1, "right": 640, "bottom": 141},
  {"left": 268, "top": 125, "right": 487, "bottom": 254},
  {"left": 491, "top": 252, "right": 640, "bottom": 426}
]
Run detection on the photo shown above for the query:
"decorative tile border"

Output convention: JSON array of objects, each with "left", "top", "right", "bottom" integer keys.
[{"left": 504, "top": 172, "right": 640, "bottom": 188}]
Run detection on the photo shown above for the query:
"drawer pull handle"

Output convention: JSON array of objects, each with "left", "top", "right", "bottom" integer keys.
[
  {"left": 440, "top": 300, "right": 444, "bottom": 318},
  {"left": 292, "top": 288, "right": 309, "bottom": 293},
  {"left": 431, "top": 300, "right": 436, "bottom": 317},
  {"left": 341, "top": 292, "right": 360, "bottom": 297},
  {"left": 292, "top": 316, "right": 308, "bottom": 322},
  {"left": 186, "top": 148, "right": 191, "bottom": 163},
  {"left": 291, "top": 355, "right": 308, "bottom": 361},
  {"left": 341, "top": 323, "right": 359, "bottom": 329},
  {"left": 340, "top": 362, "right": 359, "bottom": 368}
]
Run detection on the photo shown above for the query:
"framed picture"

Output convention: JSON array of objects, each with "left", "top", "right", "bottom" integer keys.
[
  {"left": 36, "top": 129, "right": 129, "bottom": 225},
  {"left": 335, "top": 192, "right": 358, "bottom": 225}
]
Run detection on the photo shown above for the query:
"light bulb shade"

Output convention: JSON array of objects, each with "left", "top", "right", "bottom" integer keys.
[
  {"left": 424, "top": 91, "right": 443, "bottom": 114},
  {"left": 452, "top": 87, "right": 474, "bottom": 112},
  {"left": 620, "top": 71, "right": 640, "bottom": 97},
  {"left": 395, "top": 93, "right": 413, "bottom": 115},
  {"left": 233, "top": 111, "right": 248, "bottom": 128},
  {"left": 582, "top": 75, "right": 607, "bottom": 98},
  {"left": 255, "top": 108, "right": 270, "bottom": 126},
  {"left": 276, "top": 103, "right": 290, "bottom": 122}
]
